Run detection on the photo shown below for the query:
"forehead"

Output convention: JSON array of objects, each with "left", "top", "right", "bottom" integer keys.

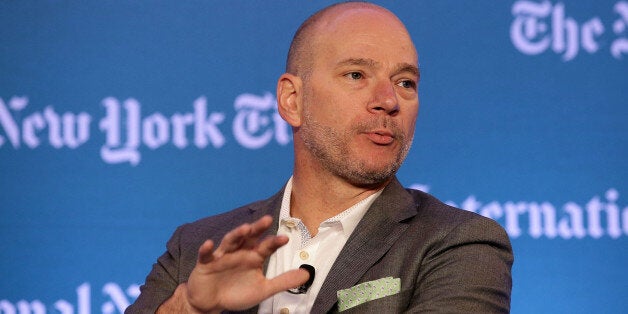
[{"left": 310, "top": 8, "right": 418, "bottom": 69}]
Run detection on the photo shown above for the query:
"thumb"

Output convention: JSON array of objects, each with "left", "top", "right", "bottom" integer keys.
[{"left": 265, "top": 268, "right": 311, "bottom": 295}]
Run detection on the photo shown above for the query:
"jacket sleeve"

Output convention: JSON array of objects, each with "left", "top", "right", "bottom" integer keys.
[
  {"left": 125, "top": 225, "right": 187, "bottom": 314},
  {"left": 408, "top": 216, "right": 514, "bottom": 313}
]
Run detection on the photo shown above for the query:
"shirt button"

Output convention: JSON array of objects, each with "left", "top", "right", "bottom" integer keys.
[
  {"left": 285, "top": 220, "right": 296, "bottom": 228},
  {"left": 280, "top": 307, "right": 290, "bottom": 314},
  {"left": 299, "top": 250, "right": 309, "bottom": 260}
]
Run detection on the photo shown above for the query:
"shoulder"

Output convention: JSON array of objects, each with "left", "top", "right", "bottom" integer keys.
[
  {"left": 401, "top": 190, "right": 513, "bottom": 312},
  {"left": 172, "top": 189, "right": 284, "bottom": 249},
  {"left": 406, "top": 188, "right": 496, "bottom": 225},
  {"left": 405, "top": 188, "right": 511, "bottom": 246}
]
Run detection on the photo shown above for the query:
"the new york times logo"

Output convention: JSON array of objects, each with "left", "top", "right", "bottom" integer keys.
[
  {"left": 511, "top": 0, "right": 628, "bottom": 61},
  {"left": 0, "top": 93, "right": 291, "bottom": 165}
]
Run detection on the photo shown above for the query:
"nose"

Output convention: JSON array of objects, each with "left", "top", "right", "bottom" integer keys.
[{"left": 368, "top": 80, "right": 399, "bottom": 115}]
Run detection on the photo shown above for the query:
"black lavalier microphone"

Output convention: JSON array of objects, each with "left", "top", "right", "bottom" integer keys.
[{"left": 287, "top": 264, "right": 316, "bottom": 294}]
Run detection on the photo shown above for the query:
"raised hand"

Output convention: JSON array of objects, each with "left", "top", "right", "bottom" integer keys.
[{"left": 183, "top": 215, "right": 310, "bottom": 313}]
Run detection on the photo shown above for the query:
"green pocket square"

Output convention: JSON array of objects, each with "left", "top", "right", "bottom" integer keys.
[{"left": 336, "top": 277, "right": 401, "bottom": 312}]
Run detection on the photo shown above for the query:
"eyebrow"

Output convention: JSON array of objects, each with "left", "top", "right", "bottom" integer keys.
[
  {"left": 336, "top": 58, "right": 377, "bottom": 68},
  {"left": 336, "top": 58, "right": 420, "bottom": 79},
  {"left": 395, "top": 63, "right": 420, "bottom": 80}
]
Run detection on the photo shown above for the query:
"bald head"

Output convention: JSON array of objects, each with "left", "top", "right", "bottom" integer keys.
[{"left": 286, "top": 2, "right": 414, "bottom": 78}]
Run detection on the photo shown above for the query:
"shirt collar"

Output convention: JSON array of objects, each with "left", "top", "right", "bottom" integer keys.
[{"left": 279, "top": 176, "right": 383, "bottom": 236}]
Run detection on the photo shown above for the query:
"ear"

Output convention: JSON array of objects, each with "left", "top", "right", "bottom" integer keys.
[{"left": 276, "top": 73, "right": 303, "bottom": 127}]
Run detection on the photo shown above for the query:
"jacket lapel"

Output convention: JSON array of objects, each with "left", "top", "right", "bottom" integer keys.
[{"left": 311, "top": 178, "right": 418, "bottom": 313}]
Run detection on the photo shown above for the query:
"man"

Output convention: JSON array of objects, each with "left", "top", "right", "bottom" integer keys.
[{"left": 126, "top": 2, "right": 513, "bottom": 313}]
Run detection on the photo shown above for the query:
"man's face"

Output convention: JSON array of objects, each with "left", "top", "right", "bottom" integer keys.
[{"left": 297, "top": 8, "right": 420, "bottom": 187}]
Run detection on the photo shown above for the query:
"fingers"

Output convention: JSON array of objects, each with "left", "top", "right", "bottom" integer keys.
[
  {"left": 197, "top": 240, "right": 215, "bottom": 264},
  {"left": 214, "top": 224, "right": 251, "bottom": 258},
  {"left": 249, "top": 215, "right": 274, "bottom": 236},
  {"left": 214, "top": 215, "right": 274, "bottom": 259},
  {"left": 265, "top": 268, "right": 311, "bottom": 295},
  {"left": 257, "top": 235, "right": 289, "bottom": 258}
]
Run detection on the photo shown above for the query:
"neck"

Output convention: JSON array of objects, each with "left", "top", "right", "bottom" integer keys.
[{"left": 289, "top": 161, "right": 391, "bottom": 235}]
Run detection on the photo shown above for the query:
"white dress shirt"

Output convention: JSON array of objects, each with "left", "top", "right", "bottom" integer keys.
[{"left": 258, "top": 177, "right": 383, "bottom": 314}]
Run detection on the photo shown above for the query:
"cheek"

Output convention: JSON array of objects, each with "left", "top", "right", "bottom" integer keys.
[
  {"left": 400, "top": 110, "right": 418, "bottom": 137},
  {"left": 318, "top": 98, "right": 358, "bottom": 127},
  {"left": 406, "top": 101, "right": 419, "bottom": 125}
]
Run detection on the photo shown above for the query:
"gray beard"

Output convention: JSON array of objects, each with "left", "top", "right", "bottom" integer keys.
[{"left": 299, "top": 109, "right": 412, "bottom": 187}]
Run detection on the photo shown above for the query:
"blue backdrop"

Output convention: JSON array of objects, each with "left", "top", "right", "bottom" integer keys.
[{"left": 1, "top": 1, "right": 627, "bottom": 313}]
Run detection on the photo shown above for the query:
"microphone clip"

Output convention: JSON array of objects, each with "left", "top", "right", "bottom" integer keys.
[{"left": 287, "top": 264, "right": 315, "bottom": 294}]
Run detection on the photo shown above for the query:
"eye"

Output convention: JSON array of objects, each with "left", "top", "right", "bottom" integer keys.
[
  {"left": 345, "top": 72, "right": 363, "bottom": 80},
  {"left": 397, "top": 79, "right": 416, "bottom": 90}
]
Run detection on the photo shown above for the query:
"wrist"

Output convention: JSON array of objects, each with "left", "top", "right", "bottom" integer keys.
[{"left": 182, "top": 283, "right": 222, "bottom": 314}]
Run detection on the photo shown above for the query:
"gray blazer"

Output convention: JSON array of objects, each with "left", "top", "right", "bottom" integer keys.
[{"left": 126, "top": 178, "right": 513, "bottom": 313}]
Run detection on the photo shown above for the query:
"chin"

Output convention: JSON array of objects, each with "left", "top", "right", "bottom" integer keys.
[{"left": 344, "top": 164, "right": 399, "bottom": 187}]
